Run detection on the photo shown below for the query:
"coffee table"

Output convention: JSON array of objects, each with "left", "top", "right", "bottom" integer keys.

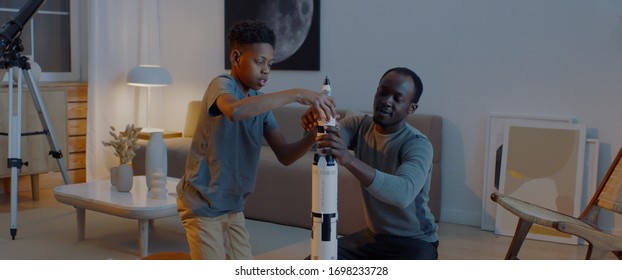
[{"left": 54, "top": 176, "right": 180, "bottom": 257}]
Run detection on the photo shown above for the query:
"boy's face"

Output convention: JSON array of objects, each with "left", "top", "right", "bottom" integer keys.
[
  {"left": 231, "top": 43, "right": 274, "bottom": 91},
  {"left": 372, "top": 71, "right": 418, "bottom": 134}
]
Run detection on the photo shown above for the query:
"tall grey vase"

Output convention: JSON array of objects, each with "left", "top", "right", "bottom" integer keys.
[{"left": 145, "top": 131, "right": 167, "bottom": 190}]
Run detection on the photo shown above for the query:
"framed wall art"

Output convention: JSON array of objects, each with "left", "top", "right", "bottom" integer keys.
[{"left": 224, "top": 0, "right": 320, "bottom": 71}]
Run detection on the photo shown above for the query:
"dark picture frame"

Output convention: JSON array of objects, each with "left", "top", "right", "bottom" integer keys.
[{"left": 224, "top": 0, "right": 320, "bottom": 71}]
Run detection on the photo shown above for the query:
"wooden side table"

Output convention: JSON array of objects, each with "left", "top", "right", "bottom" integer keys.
[{"left": 137, "top": 131, "right": 182, "bottom": 140}]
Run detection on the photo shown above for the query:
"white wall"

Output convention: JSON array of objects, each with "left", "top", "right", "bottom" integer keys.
[{"left": 157, "top": 0, "right": 622, "bottom": 231}]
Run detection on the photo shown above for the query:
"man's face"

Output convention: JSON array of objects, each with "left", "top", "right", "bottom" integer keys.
[
  {"left": 372, "top": 71, "right": 417, "bottom": 134},
  {"left": 233, "top": 43, "right": 274, "bottom": 91}
]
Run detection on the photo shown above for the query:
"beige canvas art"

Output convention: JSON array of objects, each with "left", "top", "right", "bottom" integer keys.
[{"left": 494, "top": 120, "right": 586, "bottom": 245}]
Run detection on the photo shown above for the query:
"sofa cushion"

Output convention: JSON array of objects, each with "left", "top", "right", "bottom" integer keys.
[
  {"left": 132, "top": 103, "right": 443, "bottom": 232},
  {"left": 133, "top": 138, "right": 192, "bottom": 179},
  {"left": 263, "top": 105, "right": 308, "bottom": 145},
  {"left": 245, "top": 146, "right": 368, "bottom": 235}
]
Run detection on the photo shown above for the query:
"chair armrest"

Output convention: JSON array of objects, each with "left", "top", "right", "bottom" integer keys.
[
  {"left": 491, "top": 192, "right": 583, "bottom": 227},
  {"left": 554, "top": 221, "right": 622, "bottom": 259}
]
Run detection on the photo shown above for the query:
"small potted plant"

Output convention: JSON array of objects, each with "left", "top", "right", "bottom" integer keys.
[{"left": 102, "top": 124, "right": 142, "bottom": 191}]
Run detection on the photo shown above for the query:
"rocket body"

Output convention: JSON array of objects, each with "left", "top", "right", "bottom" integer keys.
[
  {"left": 311, "top": 76, "right": 338, "bottom": 260},
  {"left": 311, "top": 154, "right": 338, "bottom": 260}
]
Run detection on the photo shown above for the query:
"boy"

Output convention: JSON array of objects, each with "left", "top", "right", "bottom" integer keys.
[
  {"left": 177, "top": 20, "right": 336, "bottom": 260},
  {"left": 303, "top": 67, "right": 438, "bottom": 259}
]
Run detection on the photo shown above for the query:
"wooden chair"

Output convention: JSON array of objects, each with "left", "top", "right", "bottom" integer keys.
[{"left": 491, "top": 147, "right": 622, "bottom": 260}]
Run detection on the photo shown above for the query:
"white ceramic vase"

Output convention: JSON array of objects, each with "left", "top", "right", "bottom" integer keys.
[
  {"left": 148, "top": 168, "right": 168, "bottom": 199},
  {"left": 111, "top": 163, "right": 133, "bottom": 192},
  {"left": 145, "top": 131, "right": 167, "bottom": 190}
]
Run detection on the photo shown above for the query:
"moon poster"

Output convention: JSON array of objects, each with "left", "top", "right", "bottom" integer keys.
[{"left": 225, "top": 0, "right": 320, "bottom": 70}]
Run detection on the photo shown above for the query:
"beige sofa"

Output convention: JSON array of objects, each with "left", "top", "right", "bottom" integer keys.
[{"left": 133, "top": 102, "right": 443, "bottom": 258}]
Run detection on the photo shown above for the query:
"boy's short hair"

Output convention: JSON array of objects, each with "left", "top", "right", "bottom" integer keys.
[
  {"left": 227, "top": 20, "right": 276, "bottom": 50},
  {"left": 381, "top": 67, "right": 424, "bottom": 104}
]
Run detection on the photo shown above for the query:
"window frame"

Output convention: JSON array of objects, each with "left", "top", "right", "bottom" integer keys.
[{"left": 0, "top": 0, "right": 80, "bottom": 82}]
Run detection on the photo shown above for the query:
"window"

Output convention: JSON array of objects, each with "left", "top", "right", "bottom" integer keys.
[{"left": 0, "top": 0, "right": 80, "bottom": 81}]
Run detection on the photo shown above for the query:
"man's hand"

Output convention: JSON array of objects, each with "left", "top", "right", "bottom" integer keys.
[
  {"left": 306, "top": 113, "right": 376, "bottom": 187},
  {"left": 315, "top": 126, "right": 353, "bottom": 167}
]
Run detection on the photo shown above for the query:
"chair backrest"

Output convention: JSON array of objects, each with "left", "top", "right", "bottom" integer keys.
[
  {"left": 183, "top": 100, "right": 202, "bottom": 138},
  {"left": 582, "top": 147, "right": 622, "bottom": 219},
  {"left": 595, "top": 147, "right": 622, "bottom": 214}
]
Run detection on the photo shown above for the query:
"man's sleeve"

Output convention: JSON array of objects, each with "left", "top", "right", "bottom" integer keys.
[{"left": 365, "top": 137, "right": 433, "bottom": 208}]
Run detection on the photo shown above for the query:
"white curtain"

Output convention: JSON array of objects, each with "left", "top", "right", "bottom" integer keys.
[
  {"left": 135, "top": 0, "right": 167, "bottom": 129},
  {"left": 87, "top": 0, "right": 165, "bottom": 180}
]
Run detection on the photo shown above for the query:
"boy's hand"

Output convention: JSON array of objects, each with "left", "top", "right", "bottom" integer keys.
[
  {"left": 301, "top": 107, "right": 340, "bottom": 132},
  {"left": 295, "top": 89, "right": 336, "bottom": 122},
  {"left": 301, "top": 108, "right": 317, "bottom": 131}
]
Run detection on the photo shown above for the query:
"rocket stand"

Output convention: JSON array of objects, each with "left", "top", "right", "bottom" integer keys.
[{"left": 0, "top": 39, "right": 71, "bottom": 240}]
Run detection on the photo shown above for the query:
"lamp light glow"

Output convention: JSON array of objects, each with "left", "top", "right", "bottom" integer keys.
[
  {"left": 127, "top": 65, "right": 172, "bottom": 87},
  {"left": 127, "top": 65, "right": 172, "bottom": 132}
]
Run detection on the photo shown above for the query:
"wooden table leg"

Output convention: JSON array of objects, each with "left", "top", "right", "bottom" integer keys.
[
  {"left": 138, "top": 219, "right": 149, "bottom": 257},
  {"left": 76, "top": 208, "right": 85, "bottom": 240},
  {"left": 30, "top": 174, "right": 39, "bottom": 201}
]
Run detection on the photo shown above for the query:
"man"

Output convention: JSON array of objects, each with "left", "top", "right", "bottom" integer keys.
[{"left": 303, "top": 67, "right": 438, "bottom": 259}]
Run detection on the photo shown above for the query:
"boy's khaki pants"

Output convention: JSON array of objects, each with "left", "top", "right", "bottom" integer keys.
[{"left": 178, "top": 203, "right": 253, "bottom": 260}]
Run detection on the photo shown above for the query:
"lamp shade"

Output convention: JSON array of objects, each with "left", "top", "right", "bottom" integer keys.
[{"left": 127, "top": 65, "right": 172, "bottom": 87}]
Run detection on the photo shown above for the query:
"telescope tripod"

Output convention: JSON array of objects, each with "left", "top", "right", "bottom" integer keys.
[{"left": 0, "top": 39, "right": 71, "bottom": 240}]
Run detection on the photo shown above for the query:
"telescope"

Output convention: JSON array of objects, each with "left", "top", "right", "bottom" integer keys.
[
  {"left": 0, "top": 0, "right": 45, "bottom": 53},
  {"left": 0, "top": 0, "right": 70, "bottom": 241}
]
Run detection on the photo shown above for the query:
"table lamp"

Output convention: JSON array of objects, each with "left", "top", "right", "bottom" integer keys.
[{"left": 127, "top": 65, "right": 172, "bottom": 133}]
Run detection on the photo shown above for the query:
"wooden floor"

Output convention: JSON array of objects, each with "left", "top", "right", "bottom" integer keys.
[
  {"left": 437, "top": 222, "right": 611, "bottom": 259},
  {"left": 0, "top": 185, "right": 617, "bottom": 260},
  {"left": 0, "top": 180, "right": 62, "bottom": 212}
]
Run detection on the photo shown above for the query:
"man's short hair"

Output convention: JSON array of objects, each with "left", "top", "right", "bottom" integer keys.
[
  {"left": 227, "top": 20, "right": 276, "bottom": 50},
  {"left": 381, "top": 67, "right": 424, "bottom": 104}
]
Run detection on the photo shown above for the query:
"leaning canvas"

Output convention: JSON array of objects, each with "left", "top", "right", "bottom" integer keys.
[
  {"left": 481, "top": 113, "right": 574, "bottom": 231},
  {"left": 494, "top": 119, "right": 586, "bottom": 245}
]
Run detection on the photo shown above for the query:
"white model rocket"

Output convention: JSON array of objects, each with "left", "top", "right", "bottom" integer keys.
[{"left": 311, "top": 76, "right": 338, "bottom": 260}]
